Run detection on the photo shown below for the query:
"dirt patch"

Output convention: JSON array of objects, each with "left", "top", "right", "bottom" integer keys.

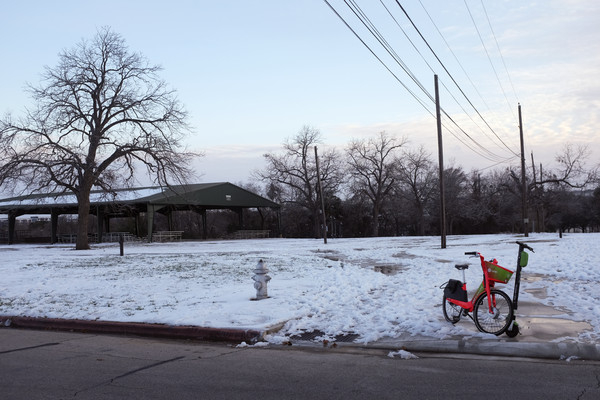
[
  {"left": 391, "top": 251, "right": 418, "bottom": 260},
  {"left": 373, "top": 265, "right": 407, "bottom": 275}
]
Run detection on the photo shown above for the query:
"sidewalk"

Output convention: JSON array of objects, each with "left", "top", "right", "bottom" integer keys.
[{"left": 368, "top": 299, "right": 600, "bottom": 361}]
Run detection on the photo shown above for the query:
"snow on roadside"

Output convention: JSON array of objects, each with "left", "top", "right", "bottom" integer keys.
[{"left": 0, "top": 232, "right": 598, "bottom": 344}]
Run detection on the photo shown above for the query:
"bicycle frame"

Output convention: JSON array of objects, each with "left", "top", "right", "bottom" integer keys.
[
  {"left": 447, "top": 253, "right": 512, "bottom": 314},
  {"left": 443, "top": 241, "right": 533, "bottom": 336}
]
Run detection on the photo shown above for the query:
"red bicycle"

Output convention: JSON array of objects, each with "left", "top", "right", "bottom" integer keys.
[{"left": 442, "top": 241, "right": 534, "bottom": 336}]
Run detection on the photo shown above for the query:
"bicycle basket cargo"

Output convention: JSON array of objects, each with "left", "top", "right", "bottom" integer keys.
[
  {"left": 484, "top": 261, "right": 514, "bottom": 284},
  {"left": 444, "top": 279, "right": 467, "bottom": 302}
]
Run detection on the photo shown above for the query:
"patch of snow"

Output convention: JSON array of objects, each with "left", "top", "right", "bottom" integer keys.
[
  {"left": 0, "top": 232, "right": 598, "bottom": 344},
  {"left": 388, "top": 349, "right": 418, "bottom": 359}
]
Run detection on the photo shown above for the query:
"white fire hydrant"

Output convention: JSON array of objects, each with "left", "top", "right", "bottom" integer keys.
[{"left": 252, "top": 259, "right": 271, "bottom": 300}]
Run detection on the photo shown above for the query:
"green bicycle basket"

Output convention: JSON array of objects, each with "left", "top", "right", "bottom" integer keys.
[{"left": 484, "top": 261, "right": 514, "bottom": 284}]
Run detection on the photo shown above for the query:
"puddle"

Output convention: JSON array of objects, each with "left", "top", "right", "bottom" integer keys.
[
  {"left": 524, "top": 287, "right": 548, "bottom": 299},
  {"left": 514, "top": 317, "right": 592, "bottom": 342},
  {"left": 522, "top": 272, "right": 565, "bottom": 283},
  {"left": 511, "top": 301, "right": 592, "bottom": 342}
]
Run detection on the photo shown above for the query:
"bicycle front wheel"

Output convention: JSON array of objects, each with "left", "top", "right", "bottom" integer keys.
[
  {"left": 442, "top": 295, "right": 462, "bottom": 324},
  {"left": 473, "top": 289, "right": 513, "bottom": 335}
]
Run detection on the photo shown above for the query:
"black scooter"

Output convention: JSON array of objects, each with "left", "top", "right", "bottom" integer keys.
[{"left": 505, "top": 241, "right": 535, "bottom": 338}]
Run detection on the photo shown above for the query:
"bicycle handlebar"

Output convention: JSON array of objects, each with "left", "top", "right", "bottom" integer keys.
[{"left": 516, "top": 241, "right": 534, "bottom": 252}]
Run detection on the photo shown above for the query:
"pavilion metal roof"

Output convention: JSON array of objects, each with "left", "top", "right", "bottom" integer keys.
[{"left": 0, "top": 182, "right": 280, "bottom": 215}]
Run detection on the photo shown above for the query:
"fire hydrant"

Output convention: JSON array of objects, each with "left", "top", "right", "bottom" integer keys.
[{"left": 252, "top": 259, "right": 271, "bottom": 300}]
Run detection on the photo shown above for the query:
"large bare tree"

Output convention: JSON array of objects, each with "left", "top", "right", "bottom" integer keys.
[
  {"left": 258, "top": 126, "right": 343, "bottom": 238},
  {"left": 346, "top": 131, "right": 406, "bottom": 236},
  {"left": 0, "top": 28, "right": 196, "bottom": 249}
]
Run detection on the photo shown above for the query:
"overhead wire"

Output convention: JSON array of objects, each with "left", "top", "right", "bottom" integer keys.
[
  {"left": 379, "top": 0, "right": 515, "bottom": 162},
  {"left": 323, "top": 0, "right": 518, "bottom": 164},
  {"left": 480, "top": 0, "right": 520, "bottom": 105},
  {"left": 343, "top": 0, "right": 509, "bottom": 162},
  {"left": 393, "top": 0, "right": 519, "bottom": 158},
  {"left": 416, "top": 0, "right": 519, "bottom": 153},
  {"left": 322, "top": 0, "right": 434, "bottom": 117},
  {"left": 463, "top": 0, "right": 517, "bottom": 122}
]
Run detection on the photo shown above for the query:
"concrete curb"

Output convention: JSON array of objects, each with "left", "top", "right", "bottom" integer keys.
[
  {"left": 366, "top": 339, "right": 600, "bottom": 361},
  {"left": 0, "top": 316, "right": 262, "bottom": 344}
]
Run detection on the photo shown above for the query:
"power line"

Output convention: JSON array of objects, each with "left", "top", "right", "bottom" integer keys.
[
  {"left": 480, "top": 0, "right": 520, "bottom": 105},
  {"left": 417, "top": 0, "right": 519, "bottom": 153},
  {"left": 322, "top": 0, "right": 434, "bottom": 115},
  {"left": 394, "top": 0, "right": 519, "bottom": 158},
  {"left": 463, "top": 0, "right": 517, "bottom": 122},
  {"left": 322, "top": 0, "right": 518, "bottom": 164}
]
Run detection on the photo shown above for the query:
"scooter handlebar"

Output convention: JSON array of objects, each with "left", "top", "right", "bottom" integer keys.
[{"left": 516, "top": 241, "right": 534, "bottom": 253}]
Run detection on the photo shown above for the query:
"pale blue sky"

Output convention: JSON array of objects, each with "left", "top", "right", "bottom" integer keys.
[{"left": 1, "top": 0, "right": 598, "bottom": 183}]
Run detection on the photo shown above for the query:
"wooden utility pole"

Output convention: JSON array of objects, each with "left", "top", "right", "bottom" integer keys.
[
  {"left": 314, "top": 146, "right": 328, "bottom": 244},
  {"left": 518, "top": 104, "right": 529, "bottom": 237},
  {"left": 434, "top": 75, "right": 447, "bottom": 248}
]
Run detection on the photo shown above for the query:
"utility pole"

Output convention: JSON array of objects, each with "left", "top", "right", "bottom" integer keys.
[
  {"left": 314, "top": 146, "right": 328, "bottom": 244},
  {"left": 518, "top": 104, "right": 529, "bottom": 237},
  {"left": 434, "top": 75, "right": 447, "bottom": 249}
]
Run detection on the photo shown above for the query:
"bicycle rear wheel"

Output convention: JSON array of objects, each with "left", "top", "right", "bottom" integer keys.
[
  {"left": 442, "top": 295, "right": 462, "bottom": 324},
  {"left": 473, "top": 289, "right": 513, "bottom": 335}
]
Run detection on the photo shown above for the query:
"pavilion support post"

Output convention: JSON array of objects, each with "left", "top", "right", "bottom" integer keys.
[
  {"left": 7, "top": 211, "right": 16, "bottom": 245},
  {"left": 238, "top": 208, "right": 244, "bottom": 229},
  {"left": 105, "top": 214, "right": 111, "bottom": 234},
  {"left": 134, "top": 212, "right": 140, "bottom": 237},
  {"left": 277, "top": 209, "right": 282, "bottom": 238},
  {"left": 146, "top": 205, "right": 155, "bottom": 243},
  {"left": 167, "top": 210, "right": 173, "bottom": 231},
  {"left": 96, "top": 206, "right": 104, "bottom": 244},
  {"left": 51, "top": 210, "right": 59, "bottom": 244},
  {"left": 202, "top": 209, "right": 207, "bottom": 239}
]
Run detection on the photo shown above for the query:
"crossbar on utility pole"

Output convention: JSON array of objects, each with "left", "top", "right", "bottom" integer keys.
[{"left": 435, "top": 75, "right": 447, "bottom": 249}]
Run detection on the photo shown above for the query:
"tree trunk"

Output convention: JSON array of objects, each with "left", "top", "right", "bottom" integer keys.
[
  {"left": 371, "top": 203, "right": 380, "bottom": 237},
  {"left": 75, "top": 186, "right": 92, "bottom": 250},
  {"left": 417, "top": 205, "right": 425, "bottom": 236}
]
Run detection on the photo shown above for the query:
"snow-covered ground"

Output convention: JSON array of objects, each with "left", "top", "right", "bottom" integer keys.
[{"left": 1, "top": 233, "right": 598, "bottom": 344}]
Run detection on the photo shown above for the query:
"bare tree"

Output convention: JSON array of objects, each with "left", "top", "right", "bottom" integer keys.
[
  {"left": 535, "top": 144, "right": 598, "bottom": 188},
  {"left": 395, "top": 145, "right": 437, "bottom": 236},
  {"left": 257, "top": 126, "right": 343, "bottom": 238},
  {"left": 346, "top": 131, "right": 406, "bottom": 236},
  {"left": 0, "top": 28, "right": 197, "bottom": 249}
]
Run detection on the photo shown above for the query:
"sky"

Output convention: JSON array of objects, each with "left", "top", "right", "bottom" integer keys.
[{"left": 1, "top": 0, "right": 599, "bottom": 184}]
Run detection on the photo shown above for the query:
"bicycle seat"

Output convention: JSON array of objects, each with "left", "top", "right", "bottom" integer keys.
[{"left": 454, "top": 264, "right": 469, "bottom": 270}]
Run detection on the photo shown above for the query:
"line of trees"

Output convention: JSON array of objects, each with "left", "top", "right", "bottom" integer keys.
[{"left": 255, "top": 126, "right": 600, "bottom": 238}]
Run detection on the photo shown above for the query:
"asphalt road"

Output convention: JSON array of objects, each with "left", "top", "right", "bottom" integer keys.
[{"left": 1, "top": 328, "right": 599, "bottom": 399}]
